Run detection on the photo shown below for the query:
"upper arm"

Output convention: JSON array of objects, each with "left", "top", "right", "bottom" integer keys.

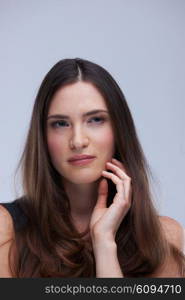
[
  {"left": 0, "top": 205, "right": 14, "bottom": 277},
  {"left": 150, "top": 216, "right": 185, "bottom": 277}
]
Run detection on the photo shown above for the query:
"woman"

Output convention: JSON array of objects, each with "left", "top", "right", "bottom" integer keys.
[{"left": 0, "top": 58, "right": 184, "bottom": 277}]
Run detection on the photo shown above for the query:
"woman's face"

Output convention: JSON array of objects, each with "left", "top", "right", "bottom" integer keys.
[{"left": 46, "top": 81, "right": 115, "bottom": 184}]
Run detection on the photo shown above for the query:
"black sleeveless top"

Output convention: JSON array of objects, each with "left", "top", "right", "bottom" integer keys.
[{"left": 0, "top": 199, "right": 28, "bottom": 231}]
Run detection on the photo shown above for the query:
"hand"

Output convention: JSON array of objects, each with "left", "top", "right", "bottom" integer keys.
[{"left": 90, "top": 158, "right": 132, "bottom": 242}]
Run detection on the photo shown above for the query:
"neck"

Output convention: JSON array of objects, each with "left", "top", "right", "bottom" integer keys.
[
  {"left": 61, "top": 178, "right": 101, "bottom": 235},
  {"left": 62, "top": 178, "right": 100, "bottom": 217}
]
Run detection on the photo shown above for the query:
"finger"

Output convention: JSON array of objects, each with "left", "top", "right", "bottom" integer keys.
[
  {"left": 112, "top": 158, "right": 124, "bottom": 166},
  {"left": 96, "top": 178, "right": 108, "bottom": 208},
  {"left": 106, "top": 162, "right": 132, "bottom": 201},
  {"left": 111, "top": 158, "right": 128, "bottom": 174},
  {"left": 102, "top": 170, "right": 124, "bottom": 195},
  {"left": 122, "top": 177, "right": 132, "bottom": 203},
  {"left": 106, "top": 162, "right": 130, "bottom": 181},
  {"left": 103, "top": 166, "right": 132, "bottom": 206}
]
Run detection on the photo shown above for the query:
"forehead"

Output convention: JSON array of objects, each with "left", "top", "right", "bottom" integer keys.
[{"left": 48, "top": 81, "right": 107, "bottom": 114}]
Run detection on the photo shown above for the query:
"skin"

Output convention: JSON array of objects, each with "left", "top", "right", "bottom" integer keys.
[
  {"left": 47, "top": 82, "right": 126, "bottom": 227},
  {"left": 46, "top": 81, "right": 132, "bottom": 276}
]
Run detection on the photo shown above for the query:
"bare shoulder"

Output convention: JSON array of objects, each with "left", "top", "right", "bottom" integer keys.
[
  {"left": 159, "top": 215, "right": 185, "bottom": 252},
  {"left": 0, "top": 204, "right": 14, "bottom": 246},
  {"left": 0, "top": 205, "right": 15, "bottom": 277},
  {"left": 148, "top": 216, "right": 185, "bottom": 277}
]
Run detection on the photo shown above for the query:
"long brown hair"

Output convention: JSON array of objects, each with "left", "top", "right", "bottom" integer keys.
[{"left": 10, "top": 58, "right": 185, "bottom": 277}]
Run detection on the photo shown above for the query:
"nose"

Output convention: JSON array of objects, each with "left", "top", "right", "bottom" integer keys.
[{"left": 69, "top": 125, "right": 89, "bottom": 150}]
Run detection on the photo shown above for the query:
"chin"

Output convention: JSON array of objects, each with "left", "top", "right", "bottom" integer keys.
[{"left": 67, "top": 173, "right": 102, "bottom": 185}]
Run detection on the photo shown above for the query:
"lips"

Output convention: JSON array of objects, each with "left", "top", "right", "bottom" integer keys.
[
  {"left": 68, "top": 155, "right": 95, "bottom": 162},
  {"left": 68, "top": 157, "right": 95, "bottom": 166}
]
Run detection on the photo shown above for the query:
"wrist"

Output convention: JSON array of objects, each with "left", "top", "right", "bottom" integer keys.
[
  {"left": 92, "top": 237, "right": 117, "bottom": 254},
  {"left": 91, "top": 229, "right": 115, "bottom": 243}
]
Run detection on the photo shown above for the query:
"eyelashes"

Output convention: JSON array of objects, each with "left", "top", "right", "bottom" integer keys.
[{"left": 50, "top": 116, "right": 107, "bottom": 128}]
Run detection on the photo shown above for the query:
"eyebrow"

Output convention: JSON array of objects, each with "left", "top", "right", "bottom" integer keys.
[{"left": 47, "top": 109, "right": 109, "bottom": 120}]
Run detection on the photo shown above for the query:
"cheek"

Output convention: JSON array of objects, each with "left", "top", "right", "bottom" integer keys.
[
  {"left": 95, "top": 128, "right": 115, "bottom": 152},
  {"left": 47, "top": 135, "right": 64, "bottom": 159}
]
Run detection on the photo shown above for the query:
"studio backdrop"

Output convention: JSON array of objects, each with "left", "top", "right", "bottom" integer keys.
[{"left": 0, "top": 0, "right": 185, "bottom": 226}]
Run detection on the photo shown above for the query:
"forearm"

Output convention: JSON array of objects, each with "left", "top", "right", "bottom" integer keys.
[{"left": 92, "top": 240, "right": 124, "bottom": 278}]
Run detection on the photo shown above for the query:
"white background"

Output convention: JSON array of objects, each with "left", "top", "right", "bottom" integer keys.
[{"left": 0, "top": 0, "right": 184, "bottom": 226}]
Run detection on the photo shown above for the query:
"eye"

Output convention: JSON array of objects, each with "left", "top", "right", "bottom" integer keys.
[
  {"left": 50, "top": 120, "right": 69, "bottom": 128},
  {"left": 88, "top": 116, "right": 106, "bottom": 124},
  {"left": 49, "top": 116, "right": 106, "bottom": 128}
]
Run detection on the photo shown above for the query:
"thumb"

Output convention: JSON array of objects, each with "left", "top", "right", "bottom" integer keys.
[{"left": 95, "top": 178, "right": 108, "bottom": 208}]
